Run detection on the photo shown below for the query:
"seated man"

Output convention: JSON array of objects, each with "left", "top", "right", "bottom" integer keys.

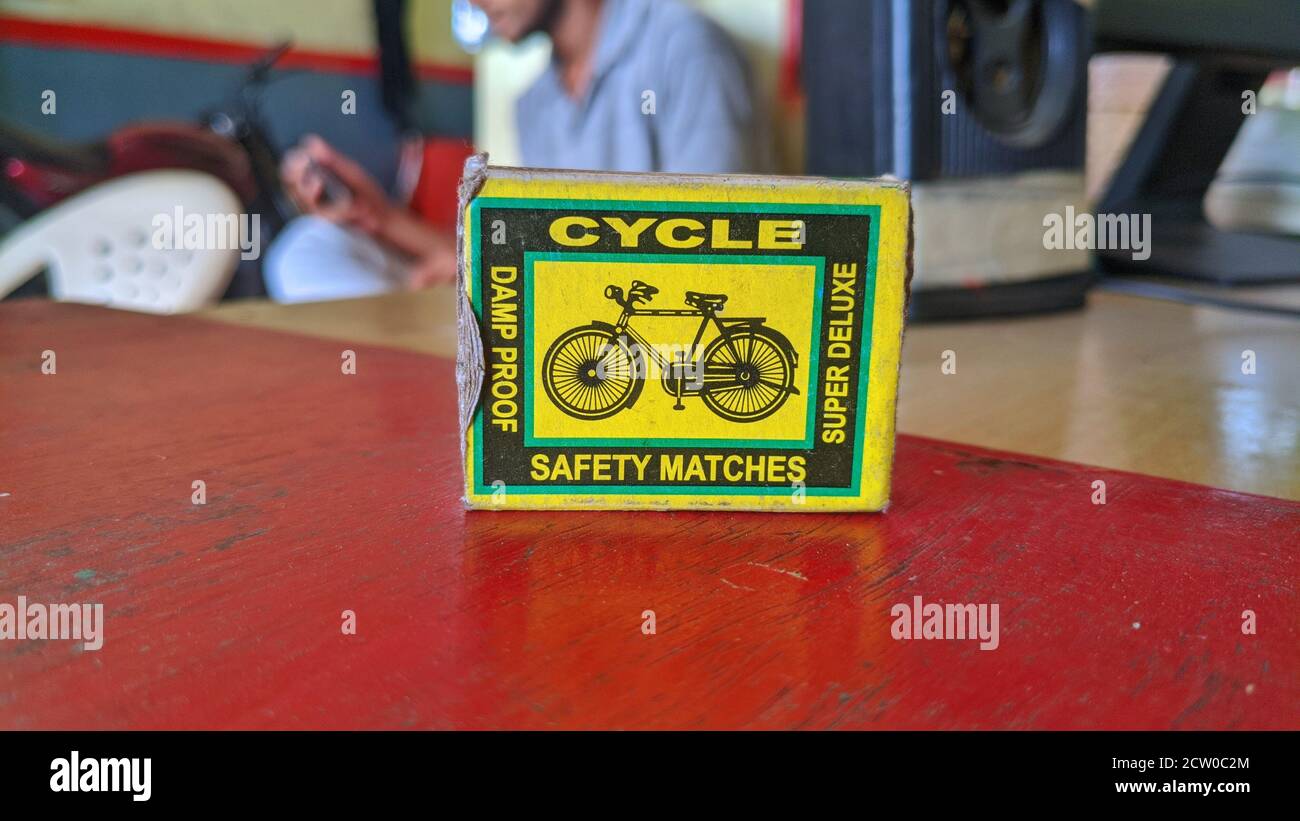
[{"left": 268, "top": 0, "right": 768, "bottom": 303}]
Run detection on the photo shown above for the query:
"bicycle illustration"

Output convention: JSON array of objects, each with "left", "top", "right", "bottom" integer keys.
[{"left": 542, "top": 280, "right": 800, "bottom": 423}]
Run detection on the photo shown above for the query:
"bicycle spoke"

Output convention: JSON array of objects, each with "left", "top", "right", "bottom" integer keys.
[
  {"left": 695, "top": 331, "right": 794, "bottom": 420},
  {"left": 707, "top": 381, "right": 746, "bottom": 393},
  {"left": 553, "top": 375, "right": 582, "bottom": 394},
  {"left": 554, "top": 346, "right": 584, "bottom": 372},
  {"left": 751, "top": 346, "right": 779, "bottom": 372},
  {"left": 595, "top": 379, "right": 616, "bottom": 407},
  {"left": 556, "top": 382, "right": 588, "bottom": 404},
  {"left": 544, "top": 329, "right": 641, "bottom": 418}
]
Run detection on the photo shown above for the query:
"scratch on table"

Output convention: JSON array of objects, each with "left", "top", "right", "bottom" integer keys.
[
  {"left": 720, "top": 578, "right": 755, "bottom": 592},
  {"left": 212, "top": 528, "right": 269, "bottom": 552},
  {"left": 747, "top": 561, "right": 808, "bottom": 582}
]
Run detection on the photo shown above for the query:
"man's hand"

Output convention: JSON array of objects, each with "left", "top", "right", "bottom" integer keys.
[
  {"left": 281, "top": 135, "right": 393, "bottom": 236},
  {"left": 281, "top": 133, "right": 457, "bottom": 291},
  {"left": 407, "top": 244, "right": 458, "bottom": 290}
]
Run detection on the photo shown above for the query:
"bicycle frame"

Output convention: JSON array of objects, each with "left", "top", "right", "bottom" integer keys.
[
  {"left": 609, "top": 302, "right": 749, "bottom": 382},
  {"left": 542, "top": 282, "right": 799, "bottom": 423}
]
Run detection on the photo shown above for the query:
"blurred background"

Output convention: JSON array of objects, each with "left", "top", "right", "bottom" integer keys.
[
  {"left": 2, "top": 0, "right": 1297, "bottom": 313},
  {"left": 2, "top": 2, "right": 1295, "bottom": 741}
]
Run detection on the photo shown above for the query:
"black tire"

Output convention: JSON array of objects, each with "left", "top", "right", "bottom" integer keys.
[
  {"left": 542, "top": 326, "right": 642, "bottom": 420},
  {"left": 699, "top": 328, "right": 796, "bottom": 422}
]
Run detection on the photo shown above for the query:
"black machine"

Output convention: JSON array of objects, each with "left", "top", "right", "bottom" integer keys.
[
  {"left": 1093, "top": 0, "right": 1300, "bottom": 284},
  {"left": 804, "top": 0, "right": 1092, "bottom": 320}
]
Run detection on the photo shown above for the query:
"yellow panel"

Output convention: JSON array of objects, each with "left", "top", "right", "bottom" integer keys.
[{"left": 460, "top": 166, "right": 911, "bottom": 512}]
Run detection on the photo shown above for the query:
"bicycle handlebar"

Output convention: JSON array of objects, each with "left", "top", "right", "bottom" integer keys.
[
  {"left": 246, "top": 41, "right": 292, "bottom": 86},
  {"left": 605, "top": 281, "right": 658, "bottom": 309}
]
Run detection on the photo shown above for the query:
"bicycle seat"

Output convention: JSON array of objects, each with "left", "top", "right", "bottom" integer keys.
[
  {"left": 684, "top": 291, "right": 727, "bottom": 311},
  {"left": 0, "top": 122, "right": 111, "bottom": 175}
]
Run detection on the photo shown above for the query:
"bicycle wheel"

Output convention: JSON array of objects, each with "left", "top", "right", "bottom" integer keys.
[
  {"left": 542, "top": 326, "right": 640, "bottom": 420},
  {"left": 700, "top": 329, "right": 795, "bottom": 422}
]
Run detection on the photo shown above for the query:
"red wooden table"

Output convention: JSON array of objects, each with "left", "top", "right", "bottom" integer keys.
[{"left": 1, "top": 301, "right": 1296, "bottom": 729}]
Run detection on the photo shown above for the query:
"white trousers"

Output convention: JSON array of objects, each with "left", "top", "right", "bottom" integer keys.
[{"left": 264, "top": 216, "right": 409, "bottom": 303}]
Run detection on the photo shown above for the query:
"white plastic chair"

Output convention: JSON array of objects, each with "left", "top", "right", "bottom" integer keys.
[{"left": 0, "top": 170, "right": 244, "bottom": 313}]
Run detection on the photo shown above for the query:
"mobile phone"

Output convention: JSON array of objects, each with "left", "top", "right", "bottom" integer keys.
[{"left": 306, "top": 157, "right": 353, "bottom": 208}]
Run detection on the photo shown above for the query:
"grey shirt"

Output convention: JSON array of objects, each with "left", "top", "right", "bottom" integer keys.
[{"left": 515, "top": 0, "right": 767, "bottom": 173}]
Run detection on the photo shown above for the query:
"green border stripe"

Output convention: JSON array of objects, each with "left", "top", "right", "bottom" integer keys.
[
  {"left": 469, "top": 197, "right": 881, "bottom": 497},
  {"left": 523, "top": 252, "right": 823, "bottom": 449}
]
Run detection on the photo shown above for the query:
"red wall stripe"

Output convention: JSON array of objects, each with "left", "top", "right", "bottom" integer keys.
[{"left": 0, "top": 13, "right": 473, "bottom": 85}]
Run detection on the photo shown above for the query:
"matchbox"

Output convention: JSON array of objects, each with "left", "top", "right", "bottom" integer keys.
[{"left": 456, "top": 157, "right": 910, "bottom": 512}]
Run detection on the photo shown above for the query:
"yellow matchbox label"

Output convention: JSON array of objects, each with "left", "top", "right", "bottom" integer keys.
[{"left": 459, "top": 165, "right": 910, "bottom": 512}]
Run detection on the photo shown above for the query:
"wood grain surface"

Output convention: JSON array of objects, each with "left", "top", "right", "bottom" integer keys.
[
  {"left": 205, "top": 286, "right": 1300, "bottom": 500},
  {"left": 3, "top": 300, "right": 1296, "bottom": 729}
]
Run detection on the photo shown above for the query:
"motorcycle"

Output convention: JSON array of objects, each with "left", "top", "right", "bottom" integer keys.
[{"left": 0, "top": 42, "right": 299, "bottom": 298}]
